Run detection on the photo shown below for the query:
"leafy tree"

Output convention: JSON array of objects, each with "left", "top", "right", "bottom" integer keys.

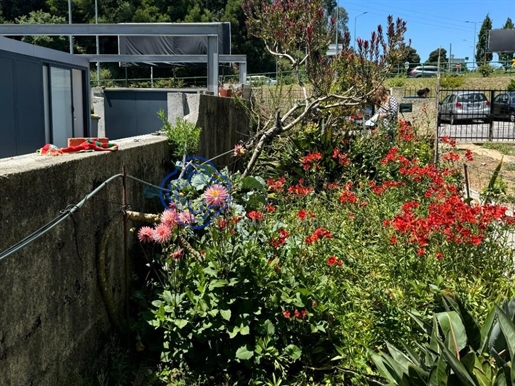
[
  {"left": 426, "top": 48, "right": 447, "bottom": 65},
  {"left": 15, "top": 10, "right": 69, "bottom": 52},
  {"left": 0, "top": 0, "right": 47, "bottom": 21},
  {"left": 404, "top": 47, "right": 420, "bottom": 67},
  {"left": 498, "top": 17, "right": 515, "bottom": 71},
  {"left": 477, "top": 14, "right": 493, "bottom": 64}
]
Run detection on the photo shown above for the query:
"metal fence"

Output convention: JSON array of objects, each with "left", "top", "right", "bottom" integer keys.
[{"left": 436, "top": 89, "right": 515, "bottom": 142}]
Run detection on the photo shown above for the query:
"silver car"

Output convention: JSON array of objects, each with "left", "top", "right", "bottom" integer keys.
[{"left": 438, "top": 91, "right": 491, "bottom": 125}]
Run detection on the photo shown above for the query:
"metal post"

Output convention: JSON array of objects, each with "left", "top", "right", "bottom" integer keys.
[
  {"left": 465, "top": 21, "right": 478, "bottom": 69},
  {"left": 354, "top": 12, "right": 368, "bottom": 51},
  {"left": 68, "top": 0, "right": 73, "bottom": 54},
  {"left": 335, "top": 2, "right": 338, "bottom": 54},
  {"left": 95, "top": 0, "right": 100, "bottom": 86}
]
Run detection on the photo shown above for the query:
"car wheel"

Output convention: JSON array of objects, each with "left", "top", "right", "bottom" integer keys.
[
  {"left": 511, "top": 112, "right": 515, "bottom": 123},
  {"left": 449, "top": 114, "right": 456, "bottom": 125}
]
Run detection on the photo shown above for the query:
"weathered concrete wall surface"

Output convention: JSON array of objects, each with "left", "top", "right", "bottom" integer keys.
[
  {"left": 197, "top": 94, "right": 250, "bottom": 168},
  {"left": 0, "top": 135, "right": 170, "bottom": 385},
  {"left": 391, "top": 87, "right": 438, "bottom": 135}
]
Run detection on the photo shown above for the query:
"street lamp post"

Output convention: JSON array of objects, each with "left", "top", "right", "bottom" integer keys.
[
  {"left": 354, "top": 12, "right": 368, "bottom": 51},
  {"left": 68, "top": 0, "right": 73, "bottom": 53},
  {"left": 465, "top": 21, "right": 479, "bottom": 69},
  {"left": 95, "top": 0, "right": 100, "bottom": 86},
  {"left": 335, "top": 3, "right": 339, "bottom": 55}
]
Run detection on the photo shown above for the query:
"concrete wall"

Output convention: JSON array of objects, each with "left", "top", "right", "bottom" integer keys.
[
  {"left": 390, "top": 87, "right": 438, "bottom": 135},
  {"left": 0, "top": 135, "right": 170, "bottom": 385}
]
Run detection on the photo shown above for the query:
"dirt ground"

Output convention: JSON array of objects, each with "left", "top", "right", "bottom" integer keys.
[{"left": 454, "top": 143, "right": 515, "bottom": 202}]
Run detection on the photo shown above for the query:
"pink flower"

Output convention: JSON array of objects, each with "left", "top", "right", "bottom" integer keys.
[
  {"left": 204, "top": 184, "right": 230, "bottom": 208},
  {"left": 178, "top": 210, "right": 195, "bottom": 225},
  {"left": 233, "top": 144, "right": 246, "bottom": 157},
  {"left": 153, "top": 223, "right": 172, "bottom": 244},
  {"left": 161, "top": 209, "right": 178, "bottom": 228},
  {"left": 137, "top": 226, "right": 154, "bottom": 243},
  {"left": 171, "top": 248, "right": 184, "bottom": 260}
]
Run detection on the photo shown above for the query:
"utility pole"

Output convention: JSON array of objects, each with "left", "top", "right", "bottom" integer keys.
[{"left": 68, "top": 0, "right": 73, "bottom": 53}]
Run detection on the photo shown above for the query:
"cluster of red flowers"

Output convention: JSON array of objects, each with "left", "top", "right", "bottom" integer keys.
[
  {"left": 247, "top": 210, "right": 264, "bottom": 221},
  {"left": 385, "top": 193, "right": 510, "bottom": 253},
  {"left": 440, "top": 136, "right": 457, "bottom": 147},
  {"left": 283, "top": 309, "right": 308, "bottom": 319},
  {"left": 300, "top": 152, "right": 322, "bottom": 171},
  {"left": 381, "top": 146, "right": 412, "bottom": 167},
  {"left": 297, "top": 209, "right": 316, "bottom": 220},
  {"left": 327, "top": 255, "right": 343, "bottom": 266},
  {"left": 397, "top": 120, "right": 417, "bottom": 142},
  {"left": 267, "top": 176, "right": 287, "bottom": 193},
  {"left": 441, "top": 151, "right": 460, "bottom": 162},
  {"left": 305, "top": 227, "right": 333, "bottom": 244},
  {"left": 332, "top": 148, "right": 350, "bottom": 166},
  {"left": 269, "top": 228, "right": 290, "bottom": 248},
  {"left": 339, "top": 182, "right": 359, "bottom": 205},
  {"left": 217, "top": 216, "right": 241, "bottom": 232},
  {"left": 288, "top": 179, "right": 313, "bottom": 197},
  {"left": 369, "top": 180, "right": 406, "bottom": 196}
]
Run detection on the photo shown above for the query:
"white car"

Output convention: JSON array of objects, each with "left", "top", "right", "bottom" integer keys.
[{"left": 246, "top": 75, "right": 277, "bottom": 86}]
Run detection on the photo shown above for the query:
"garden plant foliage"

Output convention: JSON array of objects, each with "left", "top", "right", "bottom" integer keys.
[{"left": 135, "top": 121, "right": 515, "bottom": 385}]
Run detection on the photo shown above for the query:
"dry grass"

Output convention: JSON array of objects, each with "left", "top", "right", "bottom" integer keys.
[{"left": 388, "top": 73, "right": 514, "bottom": 92}]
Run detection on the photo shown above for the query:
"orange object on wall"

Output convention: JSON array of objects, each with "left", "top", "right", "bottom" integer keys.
[{"left": 67, "top": 137, "right": 109, "bottom": 147}]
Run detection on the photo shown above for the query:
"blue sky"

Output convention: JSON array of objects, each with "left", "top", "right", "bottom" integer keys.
[{"left": 343, "top": 0, "right": 515, "bottom": 66}]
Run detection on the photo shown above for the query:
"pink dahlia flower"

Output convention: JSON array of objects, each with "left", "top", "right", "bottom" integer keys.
[
  {"left": 161, "top": 209, "right": 179, "bottom": 228},
  {"left": 203, "top": 184, "right": 230, "bottom": 208},
  {"left": 153, "top": 223, "right": 172, "bottom": 244},
  {"left": 137, "top": 226, "right": 154, "bottom": 243}
]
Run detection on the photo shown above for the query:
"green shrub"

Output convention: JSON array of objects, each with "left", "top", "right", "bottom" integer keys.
[
  {"left": 386, "top": 75, "right": 407, "bottom": 87},
  {"left": 158, "top": 111, "right": 202, "bottom": 160},
  {"left": 507, "top": 78, "right": 515, "bottom": 91},
  {"left": 440, "top": 74, "right": 465, "bottom": 88},
  {"left": 478, "top": 63, "right": 494, "bottom": 77}
]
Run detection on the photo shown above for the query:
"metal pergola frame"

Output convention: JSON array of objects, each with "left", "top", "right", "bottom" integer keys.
[{"left": 0, "top": 23, "right": 247, "bottom": 94}]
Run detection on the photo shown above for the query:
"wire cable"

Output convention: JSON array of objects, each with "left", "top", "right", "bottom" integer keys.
[{"left": 0, "top": 145, "right": 240, "bottom": 262}]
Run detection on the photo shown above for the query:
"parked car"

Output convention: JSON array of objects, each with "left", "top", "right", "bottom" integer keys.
[
  {"left": 491, "top": 91, "right": 515, "bottom": 122},
  {"left": 246, "top": 75, "right": 277, "bottom": 86},
  {"left": 408, "top": 65, "right": 439, "bottom": 78},
  {"left": 438, "top": 91, "right": 491, "bottom": 125}
]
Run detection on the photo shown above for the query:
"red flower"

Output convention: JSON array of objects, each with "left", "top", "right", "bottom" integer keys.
[
  {"left": 297, "top": 209, "right": 307, "bottom": 219},
  {"left": 247, "top": 211, "right": 264, "bottom": 221},
  {"left": 294, "top": 309, "right": 301, "bottom": 318},
  {"left": 266, "top": 204, "right": 276, "bottom": 213},
  {"left": 283, "top": 310, "right": 291, "bottom": 319},
  {"left": 465, "top": 149, "right": 474, "bottom": 161}
]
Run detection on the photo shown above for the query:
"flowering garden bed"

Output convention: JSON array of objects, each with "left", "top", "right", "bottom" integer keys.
[{"left": 130, "top": 121, "right": 515, "bottom": 385}]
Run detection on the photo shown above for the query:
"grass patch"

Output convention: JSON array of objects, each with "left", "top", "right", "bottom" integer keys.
[{"left": 482, "top": 142, "right": 515, "bottom": 156}]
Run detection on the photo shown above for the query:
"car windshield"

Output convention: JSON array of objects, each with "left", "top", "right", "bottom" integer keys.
[{"left": 457, "top": 94, "right": 486, "bottom": 103}]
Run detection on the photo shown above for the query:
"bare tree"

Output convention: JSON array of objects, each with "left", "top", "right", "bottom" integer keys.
[{"left": 241, "top": 0, "right": 409, "bottom": 177}]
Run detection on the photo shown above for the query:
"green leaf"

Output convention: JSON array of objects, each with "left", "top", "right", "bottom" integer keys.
[
  {"left": 436, "top": 311, "right": 468, "bottom": 356},
  {"left": 437, "top": 339, "right": 479, "bottom": 386},
  {"left": 228, "top": 326, "right": 240, "bottom": 338},
  {"left": 239, "top": 325, "right": 250, "bottom": 335},
  {"left": 371, "top": 353, "right": 401, "bottom": 385},
  {"left": 495, "top": 305, "right": 515, "bottom": 360},
  {"left": 264, "top": 319, "right": 275, "bottom": 336},
  {"left": 173, "top": 319, "right": 189, "bottom": 329},
  {"left": 220, "top": 309, "right": 232, "bottom": 321},
  {"left": 480, "top": 307, "right": 496, "bottom": 353},
  {"left": 235, "top": 345, "right": 254, "bottom": 360},
  {"left": 284, "top": 344, "right": 302, "bottom": 361},
  {"left": 208, "top": 279, "right": 228, "bottom": 290}
]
